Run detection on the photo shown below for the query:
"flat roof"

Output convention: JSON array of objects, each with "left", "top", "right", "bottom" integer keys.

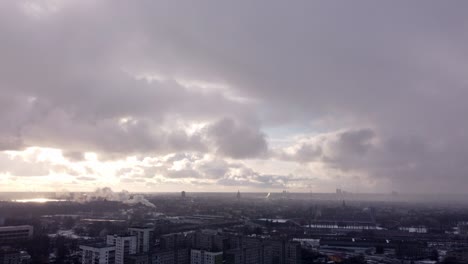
[
  {"left": 80, "top": 243, "right": 115, "bottom": 250},
  {"left": 129, "top": 226, "right": 154, "bottom": 230}
]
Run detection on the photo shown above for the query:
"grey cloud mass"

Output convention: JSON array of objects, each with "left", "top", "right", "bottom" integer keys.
[
  {"left": 206, "top": 118, "right": 268, "bottom": 159},
  {"left": 1, "top": 0, "right": 468, "bottom": 192}
]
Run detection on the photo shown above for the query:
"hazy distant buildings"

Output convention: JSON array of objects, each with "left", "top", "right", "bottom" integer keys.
[
  {"left": 129, "top": 227, "right": 154, "bottom": 253},
  {"left": 0, "top": 226, "right": 33, "bottom": 245},
  {"left": 80, "top": 244, "right": 115, "bottom": 264},
  {"left": 181, "top": 191, "right": 186, "bottom": 199}
]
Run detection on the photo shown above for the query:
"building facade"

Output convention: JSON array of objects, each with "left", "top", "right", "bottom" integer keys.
[
  {"left": 190, "top": 249, "right": 222, "bottom": 264},
  {"left": 106, "top": 234, "right": 137, "bottom": 264},
  {"left": 0, "top": 226, "right": 33, "bottom": 245},
  {"left": 129, "top": 227, "right": 154, "bottom": 253},
  {"left": 80, "top": 244, "right": 116, "bottom": 264}
]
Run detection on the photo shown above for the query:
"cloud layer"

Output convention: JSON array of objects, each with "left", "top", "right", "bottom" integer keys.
[{"left": 1, "top": 0, "right": 468, "bottom": 193}]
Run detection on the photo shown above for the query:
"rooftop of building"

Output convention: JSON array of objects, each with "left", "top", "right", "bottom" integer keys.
[
  {"left": 107, "top": 233, "right": 134, "bottom": 238},
  {"left": 129, "top": 226, "right": 154, "bottom": 230},
  {"left": 79, "top": 243, "right": 115, "bottom": 250},
  {"left": 0, "top": 225, "right": 33, "bottom": 230}
]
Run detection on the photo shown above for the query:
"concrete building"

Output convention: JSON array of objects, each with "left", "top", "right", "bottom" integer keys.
[
  {"left": 152, "top": 250, "right": 175, "bottom": 264},
  {"left": 225, "top": 236, "right": 272, "bottom": 264},
  {"left": 190, "top": 249, "right": 222, "bottom": 264},
  {"left": 80, "top": 244, "right": 116, "bottom": 264},
  {"left": 193, "top": 230, "right": 227, "bottom": 252},
  {"left": 151, "top": 248, "right": 190, "bottom": 264},
  {"left": 128, "top": 227, "right": 154, "bottom": 253},
  {"left": 270, "top": 240, "right": 301, "bottom": 264},
  {"left": 106, "top": 234, "right": 137, "bottom": 264},
  {"left": 126, "top": 253, "right": 149, "bottom": 264},
  {"left": 0, "top": 226, "right": 33, "bottom": 245},
  {"left": 160, "top": 233, "right": 193, "bottom": 250}
]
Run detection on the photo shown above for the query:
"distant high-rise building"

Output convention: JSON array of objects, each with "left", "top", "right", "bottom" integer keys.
[
  {"left": 182, "top": 191, "right": 186, "bottom": 198},
  {"left": 106, "top": 234, "right": 137, "bottom": 264},
  {"left": 190, "top": 249, "right": 222, "bottom": 264},
  {"left": 128, "top": 227, "right": 154, "bottom": 253},
  {"left": 236, "top": 191, "right": 241, "bottom": 200},
  {"left": 80, "top": 244, "right": 116, "bottom": 264}
]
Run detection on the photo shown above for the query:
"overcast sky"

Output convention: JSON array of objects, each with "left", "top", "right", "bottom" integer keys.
[{"left": 1, "top": 0, "right": 468, "bottom": 193}]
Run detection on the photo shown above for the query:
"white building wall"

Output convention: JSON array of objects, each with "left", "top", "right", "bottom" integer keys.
[
  {"left": 106, "top": 235, "right": 137, "bottom": 264},
  {"left": 128, "top": 227, "right": 153, "bottom": 253},
  {"left": 80, "top": 245, "right": 115, "bottom": 264}
]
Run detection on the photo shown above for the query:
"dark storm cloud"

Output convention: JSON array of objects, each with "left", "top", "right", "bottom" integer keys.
[
  {"left": 206, "top": 118, "right": 268, "bottom": 159},
  {"left": 275, "top": 129, "right": 376, "bottom": 164},
  {"left": 277, "top": 129, "right": 468, "bottom": 192},
  {"left": 1, "top": 0, "right": 468, "bottom": 191},
  {"left": 116, "top": 154, "right": 292, "bottom": 189},
  {"left": 0, "top": 0, "right": 257, "bottom": 158}
]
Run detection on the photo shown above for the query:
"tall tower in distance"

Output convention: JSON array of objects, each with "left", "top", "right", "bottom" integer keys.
[
  {"left": 181, "top": 191, "right": 186, "bottom": 199},
  {"left": 236, "top": 190, "right": 241, "bottom": 200}
]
